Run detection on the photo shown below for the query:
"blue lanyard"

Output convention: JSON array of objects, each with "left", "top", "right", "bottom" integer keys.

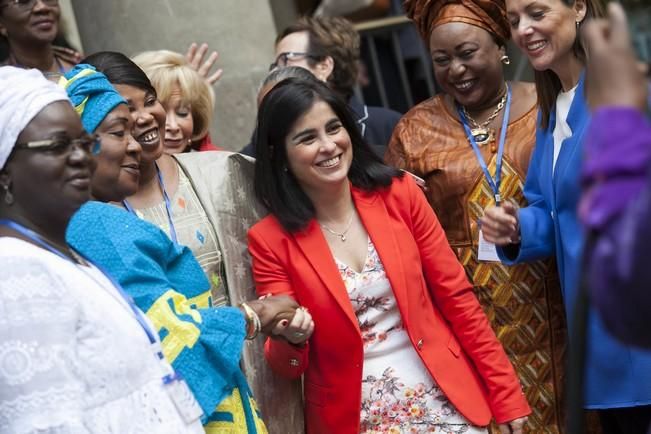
[
  {"left": 123, "top": 162, "right": 178, "bottom": 244},
  {"left": 457, "top": 85, "right": 512, "bottom": 205},
  {"left": 0, "top": 219, "right": 174, "bottom": 372}
]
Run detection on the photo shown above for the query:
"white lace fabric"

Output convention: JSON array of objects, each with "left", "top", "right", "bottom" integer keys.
[{"left": 0, "top": 237, "right": 204, "bottom": 434}]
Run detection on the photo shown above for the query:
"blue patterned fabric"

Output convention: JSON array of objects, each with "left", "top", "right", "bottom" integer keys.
[
  {"left": 67, "top": 201, "right": 265, "bottom": 432},
  {"left": 60, "top": 64, "right": 125, "bottom": 134}
]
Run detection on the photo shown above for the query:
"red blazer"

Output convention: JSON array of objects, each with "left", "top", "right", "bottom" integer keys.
[{"left": 248, "top": 175, "right": 530, "bottom": 433}]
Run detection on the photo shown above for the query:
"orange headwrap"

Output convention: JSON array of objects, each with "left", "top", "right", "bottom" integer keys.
[{"left": 404, "top": 0, "right": 511, "bottom": 47}]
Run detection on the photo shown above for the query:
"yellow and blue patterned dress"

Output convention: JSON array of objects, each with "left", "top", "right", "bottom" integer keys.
[{"left": 68, "top": 201, "right": 267, "bottom": 433}]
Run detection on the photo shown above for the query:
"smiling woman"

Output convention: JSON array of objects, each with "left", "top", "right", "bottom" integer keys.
[
  {"left": 0, "top": 66, "right": 206, "bottom": 433},
  {"left": 385, "top": 1, "right": 565, "bottom": 431},
  {"left": 133, "top": 50, "right": 215, "bottom": 154},
  {"left": 284, "top": 99, "right": 354, "bottom": 198},
  {"left": 58, "top": 63, "right": 142, "bottom": 202},
  {"left": 0, "top": 0, "right": 76, "bottom": 78},
  {"left": 80, "top": 51, "right": 233, "bottom": 307},
  {"left": 75, "top": 52, "right": 301, "bottom": 433},
  {"left": 480, "top": 0, "right": 651, "bottom": 432},
  {"left": 249, "top": 76, "right": 531, "bottom": 434}
]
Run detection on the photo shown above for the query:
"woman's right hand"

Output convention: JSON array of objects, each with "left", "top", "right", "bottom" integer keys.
[
  {"left": 272, "top": 306, "right": 314, "bottom": 345},
  {"left": 479, "top": 201, "right": 520, "bottom": 246}
]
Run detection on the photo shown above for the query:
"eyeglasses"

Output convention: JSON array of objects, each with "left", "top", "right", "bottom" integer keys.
[
  {"left": 1, "top": 0, "right": 58, "bottom": 12},
  {"left": 15, "top": 134, "right": 101, "bottom": 156},
  {"left": 269, "top": 52, "right": 320, "bottom": 71}
]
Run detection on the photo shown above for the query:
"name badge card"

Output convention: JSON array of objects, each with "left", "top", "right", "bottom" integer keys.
[{"left": 478, "top": 230, "right": 501, "bottom": 262}]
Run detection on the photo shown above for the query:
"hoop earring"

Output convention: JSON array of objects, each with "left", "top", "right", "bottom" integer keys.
[
  {"left": 1, "top": 181, "right": 14, "bottom": 205},
  {"left": 501, "top": 55, "right": 511, "bottom": 65}
]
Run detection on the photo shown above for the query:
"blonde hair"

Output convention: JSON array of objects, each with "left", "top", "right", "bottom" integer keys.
[{"left": 132, "top": 50, "right": 215, "bottom": 140}]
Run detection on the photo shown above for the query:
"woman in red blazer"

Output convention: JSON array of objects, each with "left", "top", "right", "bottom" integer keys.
[{"left": 248, "top": 77, "right": 530, "bottom": 434}]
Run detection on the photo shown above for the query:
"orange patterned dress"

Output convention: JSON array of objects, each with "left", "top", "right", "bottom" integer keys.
[{"left": 386, "top": 93, "right": 566, "bottom": 433}]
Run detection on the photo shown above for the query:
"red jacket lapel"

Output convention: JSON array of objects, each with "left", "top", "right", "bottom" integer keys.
[
  {"left": 293, "top": 219, "right": 360, "bottom": 331},
  {"left": 352, "top": 186, "right": 410, "bottom": 322},
  {"left": 292, "top": 186, "right": 412, "bottom": 333}
]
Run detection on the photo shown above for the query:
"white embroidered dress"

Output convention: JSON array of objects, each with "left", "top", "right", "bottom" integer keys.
[
  {"left": 336, "top": 238, "right": 487, "bottom": 434},
  {"left": 0, "top": 237, "right": 205, "bottom": 434}
]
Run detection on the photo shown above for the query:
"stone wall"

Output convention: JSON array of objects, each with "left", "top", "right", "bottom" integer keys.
[{"left": 70, "top": 0, "right": 278, "bottom": 152}]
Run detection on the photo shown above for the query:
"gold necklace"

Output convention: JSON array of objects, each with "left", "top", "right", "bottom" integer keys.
[
  {"left": 320, "top": 211, "right": 355, "bottom": 242},
  {"left": 461, "top": 84, "right": 509, "bottom": 148}
]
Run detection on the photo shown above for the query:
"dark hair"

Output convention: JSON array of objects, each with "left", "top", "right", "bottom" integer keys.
[
  {"left": 254, "top": 77, "right": 402, "bottom": 233},
  {"left": 81, "top": 51, "right": 157, "bottom": 95},
  {"left": 276, "top": 16, "right": 360, "bottom": 100},
  {"left": 536, "top": 0, "right": 605, "bottom": 129}
]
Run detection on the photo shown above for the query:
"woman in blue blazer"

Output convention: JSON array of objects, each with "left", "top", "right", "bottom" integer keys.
[{"left": 483, "top": 0, "right": 651, "bottom": 432}]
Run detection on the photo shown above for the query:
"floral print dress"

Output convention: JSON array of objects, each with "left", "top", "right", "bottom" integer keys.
[{"left": 336, "top": 238, "right": 487, "bottom": 434}]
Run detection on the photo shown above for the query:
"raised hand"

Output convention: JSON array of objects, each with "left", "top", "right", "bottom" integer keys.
[
  {"left": 583, "top": 2, "right": 648, "bottom": 111},
  {"left": 185, "top": 42, "right": 223, "bottom": 86}
]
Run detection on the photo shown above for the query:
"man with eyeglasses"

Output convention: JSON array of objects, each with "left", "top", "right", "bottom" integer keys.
[
  {"left": 242, "top": 16, "right": 402, "bottom": 159},
  {"left": 0, "top": 0, "right": 75, "bottom": 80}
]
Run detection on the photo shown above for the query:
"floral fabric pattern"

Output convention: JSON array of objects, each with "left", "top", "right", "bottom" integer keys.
[{"left": 336, "top": 239, "right": 486, "bottom": 434}]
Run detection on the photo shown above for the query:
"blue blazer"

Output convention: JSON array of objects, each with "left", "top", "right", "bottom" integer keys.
[{"left": 498, "top": 76, "right": 651, "bottom": 408}]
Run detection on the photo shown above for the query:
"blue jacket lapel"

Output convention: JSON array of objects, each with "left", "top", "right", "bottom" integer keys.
[{"left": 552, "top": 74, "right": 589, "bottom": 197}]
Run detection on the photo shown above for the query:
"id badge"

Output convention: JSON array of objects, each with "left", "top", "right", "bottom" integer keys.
[
  {"left": 478, "top": 230, "right": 500, "bottom": 262},
  {"left": 164, "top": 375, "right": 204, "bottom": 424}
]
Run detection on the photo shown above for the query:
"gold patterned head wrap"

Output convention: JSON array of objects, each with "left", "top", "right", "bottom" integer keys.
[{"left": 404, "top": 0, "right": 511, "bottom": 47}]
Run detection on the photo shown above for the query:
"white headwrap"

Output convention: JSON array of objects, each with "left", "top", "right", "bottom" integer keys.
[{"left": 0, "top": 66, "right": 70, "bottom": 170}]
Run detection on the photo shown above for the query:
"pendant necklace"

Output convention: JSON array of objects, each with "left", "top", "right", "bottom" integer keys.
[
  {"left": 460, "top": 84, "right": 509, "bottom": 151},
  {"left": 320, "top": 211, "right": 355, "bottom": 242}
]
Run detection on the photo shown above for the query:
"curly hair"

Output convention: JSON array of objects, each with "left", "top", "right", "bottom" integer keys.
[{"left": 276, "top": 16, "right": 360, "bottom": 100}]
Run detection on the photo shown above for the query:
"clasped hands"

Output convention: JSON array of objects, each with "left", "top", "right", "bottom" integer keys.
[{"left": 245, "top": 295, "right": 314, "bottom": 345}]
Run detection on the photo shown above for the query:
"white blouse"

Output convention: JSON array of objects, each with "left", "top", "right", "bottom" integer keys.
[
  {"left": 0, "top": 237, "right": 204, "bottom": 434},
  {"left": 552, "top": 84, "right": 578, "bottom": 172}
]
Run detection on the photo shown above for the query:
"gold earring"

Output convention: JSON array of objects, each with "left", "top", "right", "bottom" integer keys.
[{"left": 501, "top": 55, "right": 511, "bottom": 65}]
